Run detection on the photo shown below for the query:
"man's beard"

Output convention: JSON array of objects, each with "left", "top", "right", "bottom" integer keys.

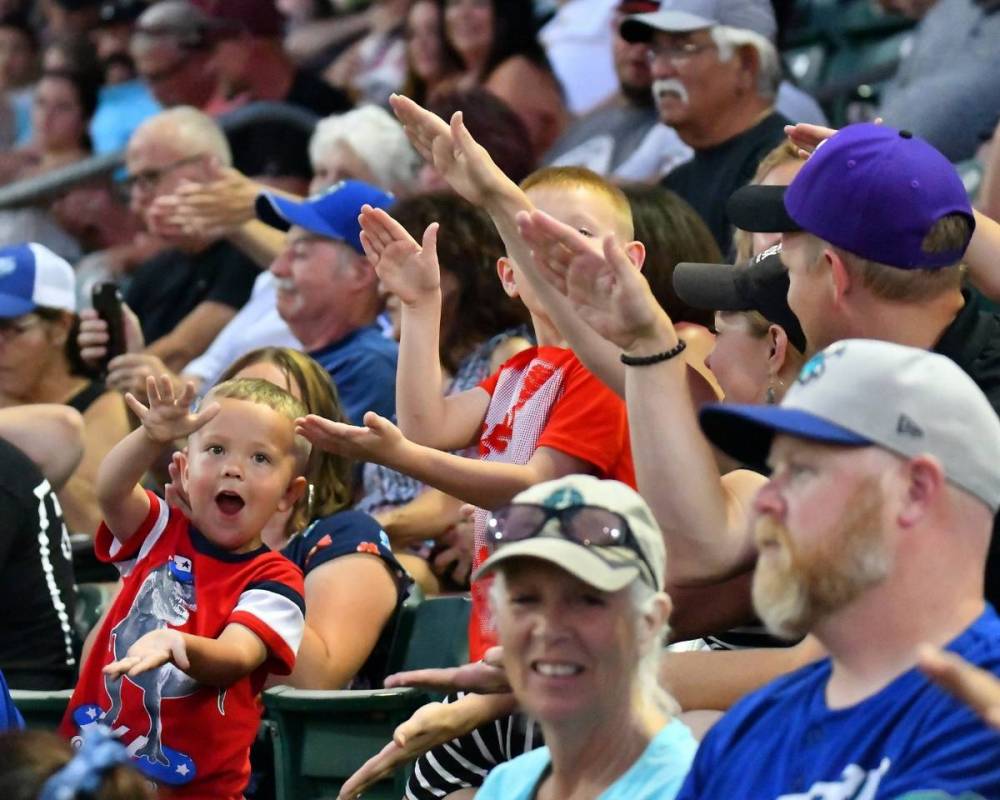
[{"left": 752, "top": 481, "right": 892, "bottom": 640}]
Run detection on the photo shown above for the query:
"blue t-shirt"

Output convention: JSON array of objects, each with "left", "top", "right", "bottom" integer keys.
[
  {"left": 677, "top": 606, "right": 1000, "bottom": 800},
  {"left": 89, "top": 80, "right": 161, "bottom": 155},
  {"left": 0, "top": 668, "right": 24, "bottom": 730},
  {"left": 281, "top": 510, "right": 411, "bottom": 688},
  {"left": 476, "top": 718, "right": 697, "bottom": 800},
  {"left": 309, "top": 324, "right": 398, "bottom": 425}
]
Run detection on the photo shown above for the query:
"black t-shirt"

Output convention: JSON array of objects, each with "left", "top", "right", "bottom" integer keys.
[
  {"left": 125, "top": 240, "right": 259, "bottom": 346},
  {"left": 282, "top": 510, "right": 411, "bottom": 689},
  {"left": 933, "top": 288, "right": 1000, "bottom": 606},
  {"left": 0, "top": 438, "right": 77, "bottom": 689},
  {"left": 662, "top": 111, "right": 790, "bottom": 256},
  {"left": 228, "top": 69, "right": 353, "bottom": 181}
]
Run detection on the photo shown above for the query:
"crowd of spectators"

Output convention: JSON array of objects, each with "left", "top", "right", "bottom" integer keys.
[{"left": 0, "top": 0, "right": 999, "bottom": 798}]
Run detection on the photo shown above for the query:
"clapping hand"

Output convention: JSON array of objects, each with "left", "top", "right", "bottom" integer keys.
[
  {"left": 515, "top": 208, "right": 673, "bottom": 353},
  {"left": 358, "top": 204, "right": 441, "bottom": 306},
  {"left": 296, "top": 411, "right": 408, "bottom": 468},
  {"left": 389, "top": 94, "right": 512, "bottom": 208},
  {"left": 125, "top": 376, "right": 219, "bottom": 446}
]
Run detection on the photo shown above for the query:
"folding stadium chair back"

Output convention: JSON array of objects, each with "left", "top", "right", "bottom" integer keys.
[
  {"left": 10, "top": 689, "right": 74, "bottom": 731},
  {"left": 264, "top": 594, "right": 472, "bottom": 800}
]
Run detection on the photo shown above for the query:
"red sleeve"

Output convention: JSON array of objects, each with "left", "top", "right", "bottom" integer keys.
[
  {"left": 537, "top": 358, "right": 635, "bottom": 486},
  {"left": 94, "top": 490, "right": 167, "bottom": 565},
  {"left": 228, "top": 556, "right": 305, "bottom": 676}
]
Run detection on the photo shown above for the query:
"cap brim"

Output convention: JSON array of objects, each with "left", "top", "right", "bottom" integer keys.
[
  {"left": 620, "top": 10, "right": 714, "bottom": 42},
  {"left": 699, "top": 403, "right": 871, "bottom": 471},
  {"left": 673, "top": 261, "right": 746, "bottom": 312},
  {"left": 255, "top": 193, "right": 345, "bottom": 243},
  {"left": 727, "top": 185, "right": 802, "bottom": 234},
  {"left": 473, "top": 539, "right": 643, "bottom": 592},
  {"left": 0, "top": 295, "right": 36, "bottom": 319}
]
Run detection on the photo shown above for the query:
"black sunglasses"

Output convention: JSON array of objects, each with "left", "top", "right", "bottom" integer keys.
[{"left": 486, "top": 503, "right": 657, "bottom": 585}]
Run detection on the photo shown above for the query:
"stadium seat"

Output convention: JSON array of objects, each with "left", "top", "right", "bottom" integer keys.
[
  {"left": 74, "top": 583, "right": 115, "bottom": 644},
  {"left": 264, "top": 593, "right": 472, "bottom": 800},
  {"left": 10, "top": 689, "right": 74, "bottom": 730}
]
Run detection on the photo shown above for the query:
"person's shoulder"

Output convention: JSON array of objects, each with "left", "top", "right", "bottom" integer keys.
[
  {"left": 622, "top": 718, "right": 698, "bottom": 795},
  {"left": 949, "top": 605, "right": 1000, "bottom": 668},
  {"left": 477, "top": 746, "right": 553, "bottom": 799},
  {"left": 284, "top": 511, "right": 396, "bottom": 575},
  {"left": 0, "top": 437, "right": 44, "bottom": 501}
]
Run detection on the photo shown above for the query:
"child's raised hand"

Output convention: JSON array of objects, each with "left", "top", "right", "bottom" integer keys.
[
  {"left": 358, "top": 205, "right": 441, "bottom": 305},
  {"left": 296, "top": 411, "right": 407, "bottom": 467},
  {"left": 516, "top": 209, "right": 668, "bottom": 352},
  {"left": 389, "top": 94, "right": 509, "bottom": 207},
  {"left": 103, "top": 628, "right": 190, "bottom": 679},
  {"left": 125, "top": 376, "right": 220, "bottom": 445}
]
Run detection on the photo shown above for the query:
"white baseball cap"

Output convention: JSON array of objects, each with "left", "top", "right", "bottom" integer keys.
[
  {"left": 0, "top": 243, "right": 76, "bottom": 319},
  {"left": 700, "top": 339, "right": 1000, "bottom": 512}
]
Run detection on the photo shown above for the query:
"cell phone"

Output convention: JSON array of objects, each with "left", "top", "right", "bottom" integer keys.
[{"left": 91, "top": 282, "right": 126, "bottom": 374}]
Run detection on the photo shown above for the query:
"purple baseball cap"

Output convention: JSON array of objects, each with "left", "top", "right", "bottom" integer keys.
[
  {"left": 255, "top": 180, "right": 394, "bottom": 254},
  {"left": 727, "top": 123, "right": 974, "bottom": 270}
]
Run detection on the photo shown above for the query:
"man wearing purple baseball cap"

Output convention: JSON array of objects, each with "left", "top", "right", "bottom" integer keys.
[
  {"left": 726, "top": 122, "right": 1000, "bottom": 610},
  {"left": 255, "top": 180, "right": 400, "bottom": 425}
]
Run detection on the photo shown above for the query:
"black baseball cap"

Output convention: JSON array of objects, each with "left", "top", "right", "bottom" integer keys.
[{"left": 672, "top": 244, "right": 807, "bottom": 353}]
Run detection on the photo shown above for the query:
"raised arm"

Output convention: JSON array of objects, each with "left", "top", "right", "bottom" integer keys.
[
  {"left": 297, "top": 412, "right": 592, "bottom": 511},
  {"left": 390, "top": 94, "right": 631, "bottom": 395},
  {"left": 358, "top": 205, "right": 487, "bottom": 450},
  {"left": 517, "top": 210, "right": 763, "bottom": 583},
  {"left": 97, "top": 377, "right": 219, "bottom": 542}
]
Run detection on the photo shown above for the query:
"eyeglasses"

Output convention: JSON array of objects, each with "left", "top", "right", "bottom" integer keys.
[
  {"left": 0, "top": 315, "right": 44, "bottom": 342},
  {"left": 123, "top": 154, "right": 205, "bottom": 194},
  {"left": 645, "top": 41, "right": 717, "bottom": 65},
  {"left": 486, "top": 503, "right": 657, "bottom": 584}
]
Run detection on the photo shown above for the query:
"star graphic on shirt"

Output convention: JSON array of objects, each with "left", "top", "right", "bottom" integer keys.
[
  {"left": 176, "top": 763, "right": 190, "bottom": 776},
  {"left": 86, "top": 707, "right": 98, "bottom": 719}
]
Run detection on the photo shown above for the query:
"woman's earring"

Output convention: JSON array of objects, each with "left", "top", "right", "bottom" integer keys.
[{"left": 765, "top": 376, "right": 785, "bottom": 405}]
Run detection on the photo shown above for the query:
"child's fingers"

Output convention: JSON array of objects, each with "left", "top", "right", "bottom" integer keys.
[
  {"left": 178, "top": 380, "right": 197, "bottom": 408},
  {"left": 158, "top": 374, "right": 175, "bottom": 402},
  {"left": 192, "top": 401, "right": 221, "bottom": 430},
  {"left": 421, "top": 221, "right": 439, "bottom": 255},
  {"left": 123, "top": 392, "right": 148, "bottom": 419},
  {"left": 145, "top": 374, "right": 160, "bottom": 403}
]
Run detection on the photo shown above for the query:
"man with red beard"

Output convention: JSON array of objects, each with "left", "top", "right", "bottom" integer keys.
[{"left": 676, "top": 338, "right": 1000, "bottom": 799}]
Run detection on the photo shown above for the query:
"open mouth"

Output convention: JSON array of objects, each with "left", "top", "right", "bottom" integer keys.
[
  {"left": 531, "top": 660, "right": 584, "bottom": 678},
  {"left": 215, "top": 491, "right": 245, "bottom": 516}
]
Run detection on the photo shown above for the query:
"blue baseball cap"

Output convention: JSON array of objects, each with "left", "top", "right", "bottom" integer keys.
[
  {"left": 726, "top": 124, "right": 974, "bottom": 270},
  {"left": 255, "top": 180, "right": 395, "bottom": 254},
  {"left": 699, "top": 339, "right": 1000, "bottom": 511},
  {"left": 0, "top": 243, "right": 76, "bottom": 319}
]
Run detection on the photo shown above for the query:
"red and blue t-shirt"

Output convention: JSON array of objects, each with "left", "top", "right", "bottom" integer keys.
[{"left": 60, "top": 492, "right": 305, "bottom": 799}]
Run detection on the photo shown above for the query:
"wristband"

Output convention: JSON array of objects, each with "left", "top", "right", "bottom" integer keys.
[{"left": 620, "top": 339, "right": 686, "bottom": 366}]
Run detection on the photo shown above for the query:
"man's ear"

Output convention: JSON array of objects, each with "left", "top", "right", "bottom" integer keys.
[
  {"left": 624, "top": 240, "right": 646, "bottom": 271},
  {"left": 277, "top": 475, "right": 309, "bottom": 513},
  {"left": 827, "top": 248, "right": 852, "bottom": 306},
  {"left": 736, "top": 44, "right": 760, "bottom": 92},
  {"left": 497, "top": 256, "right": 519, "bottom": 298},
  {"left": 897, "top": 455, "right": 946, "bottom": 529}
]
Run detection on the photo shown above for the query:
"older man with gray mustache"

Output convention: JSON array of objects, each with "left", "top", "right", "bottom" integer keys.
[{"left": 620, "top": 0, "right": 799, "bottom": 255}]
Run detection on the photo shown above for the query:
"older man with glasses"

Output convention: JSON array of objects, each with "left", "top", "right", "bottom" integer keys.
[{"left": 619, "top": 0, "right": 799, "bottom": 255}]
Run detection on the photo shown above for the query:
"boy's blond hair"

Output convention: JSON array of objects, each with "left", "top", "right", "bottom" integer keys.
[
  {"left": 200, "top": 378, "right": 312, "bottom": 472},
  {"left": 520, "top": 166, "right": 635, "bottom": 240}
]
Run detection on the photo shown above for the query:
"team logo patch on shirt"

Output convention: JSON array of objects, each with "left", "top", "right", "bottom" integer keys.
[{"left": 168, "top": 555, "right": 193, "bottom": 584}]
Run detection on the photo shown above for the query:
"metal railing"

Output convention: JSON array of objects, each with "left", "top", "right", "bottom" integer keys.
[{"left": 0, "top": 101, "right": 319, "bottom": 209}]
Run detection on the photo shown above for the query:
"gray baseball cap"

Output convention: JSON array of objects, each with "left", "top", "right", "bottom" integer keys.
[
  {"left": 699, "top": 339, "right": 1000, "bottom": 512},
  {"left": 473, "top": 475, "right": 666, "bottom": 591},
  {"left": 620, "top": 0, "right": 777, "bottom": 44}
]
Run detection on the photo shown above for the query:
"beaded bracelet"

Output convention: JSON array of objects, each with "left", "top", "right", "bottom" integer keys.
[{"left": 619, "top": 339, "right": 687, "bottom": 366}]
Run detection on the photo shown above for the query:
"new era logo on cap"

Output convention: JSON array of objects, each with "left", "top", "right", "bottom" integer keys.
[{"left": 700, "top": 339, "right": 1000, "bottom": 512}]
